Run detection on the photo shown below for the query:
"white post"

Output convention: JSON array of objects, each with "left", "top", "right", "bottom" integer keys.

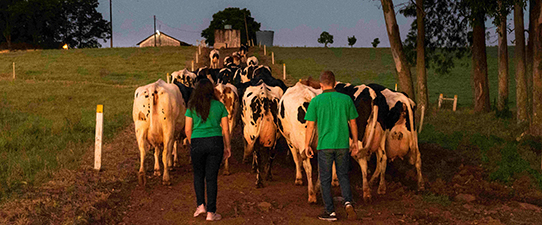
[
  {"left": 453, "top": 95, "right": 458, "bottom": 111},
  {"left": 264, "top": 45, "right": 266, "bottom": 56},
  {"left": 272, "top": 52, "right": 274, "bottom": 64},
  {"left": 283, "top": 64, "right": 286, "bottom": 80},
  {"left": 196, "top": 52, "right": 199, "bottom": 64},
  {"left": 394, "top": 83, "right": 397, "bottom": 91},
  {"left": 191, "top": 60, "right": 194, "bottom": 71},
  {"left": 95, "top": 104, "right": 103, "bottom": 171},
  {"left": 198, "top": 45, "right": 201, "bottom": 55},
  {"left": 12, "top": 62, "right": 15, "bottom": 79},
  {"left": 418, "top": 105, "right": 425, "bottom": 133}
]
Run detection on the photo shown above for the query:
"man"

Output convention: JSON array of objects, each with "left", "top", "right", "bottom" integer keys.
[{"left": 305, "top": 70, "right": 359, "bottom": 221}]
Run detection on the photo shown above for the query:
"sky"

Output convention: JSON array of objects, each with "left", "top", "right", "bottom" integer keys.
[{"left": 96, "top": 0, "right": 525, "bottom": 48}]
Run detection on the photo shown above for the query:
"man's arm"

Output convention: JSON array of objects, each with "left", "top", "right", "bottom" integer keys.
[
  {"left": 348, "top": 119, "right": 359, "bottom": 157},
  {"left": 304, "top": 121, "right": 315, "bottom": 158}
]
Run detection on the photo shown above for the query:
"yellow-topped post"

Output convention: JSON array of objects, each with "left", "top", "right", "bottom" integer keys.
[{"left": 95, "top": 104, "right": 103, "bottom": 171}]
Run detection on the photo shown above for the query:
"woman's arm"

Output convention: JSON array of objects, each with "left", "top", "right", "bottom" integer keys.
[
  {"left": 220, "top": 117, "right": 231, "bottom": 160},
  {"left": 185, "top": 117, "right": 193, "bottom": 144}
]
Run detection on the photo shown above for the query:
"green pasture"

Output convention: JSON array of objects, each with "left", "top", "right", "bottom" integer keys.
[{"left": 0, "top": 46, "right": 540, "bottom": 203}]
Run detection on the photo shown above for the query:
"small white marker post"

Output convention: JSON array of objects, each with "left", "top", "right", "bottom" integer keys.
[
  {"left": 94, "top": 104, "right": 103, "bottom": 171},
  {"left": 196, "top": 52, "right": 199, "bottom": 63},
  {"left": 264, "top": 45, "right": 266, "bottom": 56},
  {"left": 13, "top": 62, "right": 15, "bottom": 79},
  {"left": 283, "top": 64, "right": 286, "bottom": 80},
  {"left": 394, "top": 83, "right": 397, "bottom": 91},
  {"left": 198, "top": 45, "right": 201, "bottom": 55},
  {"left": 272, "top": 52, "right": 274, "bottom": 64},
  {"left": 191, "top": 60, "right": 194, "bottom": 71}
]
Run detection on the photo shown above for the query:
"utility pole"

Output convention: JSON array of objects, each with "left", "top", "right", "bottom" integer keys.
[
  {"left": 244, "top": 12, "right": 249, "bottom": 46},
  {"left": 110, "top": 0, "right": 113, "bottom": 48},
  {"left": 154, "top": 15, "right": 156, "bottom": 47}
]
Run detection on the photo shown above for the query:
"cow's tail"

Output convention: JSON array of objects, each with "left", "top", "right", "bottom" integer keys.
[
  {"left": 149, "top": 84, "right": 157, "bottom": 132},
  {"left": 406, "top": 99, "right": 418, "bottom": 151},
  {"left": 361, "top": 104, "right": 378, "bottom": 152}
]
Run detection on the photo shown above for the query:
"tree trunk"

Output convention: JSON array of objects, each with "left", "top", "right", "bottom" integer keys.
[
  {"left": 532, "top": 0, "right": 542, "bottom": 136},
  {"left": 416, "top": 0, "right": 428, "bottom": 113},
  {"left": 381, "top": 0, "right": 415, "bottom": 101},
  {"left": 528, "top": 0, "right": 536, "bottom": 121},
  {"left": 515, "top": 2, "right": 529, "bottom": 124},
  {"left": 497, "top": 1, "right": 509, "bottom": 114},
  {"left": 472, "top": 10, "right": 491, "bottom": 113}
]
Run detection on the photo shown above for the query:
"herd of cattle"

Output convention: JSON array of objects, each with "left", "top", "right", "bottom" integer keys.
[{"left": 132, "top": 46, "right": 424, "bottom": 203}]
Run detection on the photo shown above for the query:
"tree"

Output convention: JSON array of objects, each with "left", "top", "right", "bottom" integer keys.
[
  {"left": 515, "top": 0, "right": 529, "bottom": 123},
  {"left": 495, "top": 0, "right": 512, "bottom": 115},
  {"left": 318, "top": 31, "right": 333, "bottom": 47},
  {"left": 532, "top": 0, "right": 542, "bottom": 136},
  {"left": 415, "top": 0, "right": 429, "bottom": 114},
  {"left": 348, "top": 35, "right": 357, "bottom": 47},
  {"left": 61, "top": 0, "right": 111, "bottom": 48},
  {"left": 380, "top": 0, "right": 415, "bottom": 101},
  {"left": 372, "top": 38, "right": 380, "bottom": 48},
  {"left": 201, "top": 8, "right": 261, "bottom": 46},
  {"left": 469, "top": 2, "right": 491, "bottom": 113}
]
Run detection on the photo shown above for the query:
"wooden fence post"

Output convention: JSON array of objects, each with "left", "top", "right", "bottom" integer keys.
[
  {"left": 264, "top": 45, "right": 266, "bottom": 56},
  {"left": 196, "top": 52, "right": 198, "bottom": 64},
  {"left": 272, "top": 52, "right": 274, "bottom": 64},
  {"left": 198, "top": 45, "right": 201, "bottom": 55},
  {"left": 283, "top": 64, "right": 286, "bottom": 80},
  {"left": 438, "top": 94, "right": 443, "bottom": 109},
  {"left": 191, "top": 60, "right": 194, "bottom": 71},
  {"left": 13, "top": 62, "right": 15, "bottom": 79},
  {"left": 453, "top": 95, "right": 458, "bottom": 111},
  {"left": 95, "top": 104, "right": 103, "bottom": 171},
  {"left": 167, "top": 73, "right": 170, "bottom": 83}
]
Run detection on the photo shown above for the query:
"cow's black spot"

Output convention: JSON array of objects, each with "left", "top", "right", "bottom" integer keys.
[
  {"left": 251, "top": 121, "right": 255, "bottom": 125},
  {"left": 297, "top": 106, "right": 307, "bottom": 124},
  {"left": 145, "top": 95, "right": 149, "bottom": 98},
  {"left": 136, "top": 93, "right": 139, "bottom": 98},
  {"left": 247, "top": 92, "right": 253, "bottom": 97},
  {"left": 250, "top": 135, "right": 255, "bottom": 140},
  {"left": 250, "top": 98, "right": 262, "bottom": 123},
  {"left": 302, "top": 102, "right": 309, "bottom": 111},
  {"left": 279, "top": 102, "right": 285, "bottom": 118}
]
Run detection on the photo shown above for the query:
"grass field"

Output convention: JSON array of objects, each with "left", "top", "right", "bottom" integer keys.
[{"left": 0, "top": 45, "right": 539, "bottom": 202}]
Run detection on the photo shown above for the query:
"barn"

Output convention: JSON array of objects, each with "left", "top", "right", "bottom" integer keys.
[
  {"left": 137, "top": 31, "right": 190, "bottom": 47},
  {"left": 214, "top": 28, "right": 241, "bottom": 49}
]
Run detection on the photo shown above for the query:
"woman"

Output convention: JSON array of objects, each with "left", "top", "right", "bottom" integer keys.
[{"left": 185, "top": 78, "right": 231, "bottom": 221}]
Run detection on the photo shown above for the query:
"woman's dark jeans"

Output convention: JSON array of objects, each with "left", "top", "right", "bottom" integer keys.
[{"left": 191, "top": 136, "right": 224, "bottom": 213}]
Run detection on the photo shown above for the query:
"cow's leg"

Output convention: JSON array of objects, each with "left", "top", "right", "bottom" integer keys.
[
  {"left": 136, "top": 130, "right": 148, "bottom": 186},
  {"left": 332, "top": 161, "right": 339, "bottom": 187},
  {"left": 153, "top": 146, "right": 161, "bottom": 177},
  {"left": 356, "top": 154, "right": 372, "bottom": 202},
  {"left": 302, "top": 158, "right": 316, "bottom": 204},
  {"left": 254, "top": 149, "right": 264, "bottom": 188},
  {"left": 376, "top": 137, "right": 387, "bottom": 195},
  {"left": 172, "top": 140, "right": 179, "bottom": 168},
  {"left": 413, "top": 148, "right": 424, "bottom": 191},
  {"left": 288, "top": 144, "right": 303, "bottom": 185},
  {"left": 161, "top": 138, "right": 173, "bottom": 186},
  {"left": 265, "top": 148, "right": 276, "bottom": 181}
]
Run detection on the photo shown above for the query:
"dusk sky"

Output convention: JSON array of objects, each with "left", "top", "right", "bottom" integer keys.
[{"left": 96, "top": 0, "right": 525, "bottom": 48}]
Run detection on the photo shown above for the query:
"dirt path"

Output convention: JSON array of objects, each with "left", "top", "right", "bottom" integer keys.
[{"left": 118, "top": 125, "right": 542, "bottom": 225}]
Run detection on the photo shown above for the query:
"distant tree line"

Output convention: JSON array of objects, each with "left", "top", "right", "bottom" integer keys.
[{"left": 0, "top": 0, "right": 110, "bottom": 50}]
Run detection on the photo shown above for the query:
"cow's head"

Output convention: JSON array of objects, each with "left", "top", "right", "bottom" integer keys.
[
  {"left": 247, "top": 56, "right": 258, "bottom": 67},
  {"left": 299, "top": 76, "right": 321, "bottom": 89}
]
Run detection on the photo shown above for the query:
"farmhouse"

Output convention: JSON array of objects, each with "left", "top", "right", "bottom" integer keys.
[{"left": 137, "top": 31, "right": 190, "bottom": 47}]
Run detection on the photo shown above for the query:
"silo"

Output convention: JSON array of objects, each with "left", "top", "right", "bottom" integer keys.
[{"left": 256, "top": 30, "right": 274, "bottom": 46}]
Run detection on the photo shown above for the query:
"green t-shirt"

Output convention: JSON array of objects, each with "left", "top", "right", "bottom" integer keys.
[
  {"left": 185, "top": 100, "right": 229, "bottom": 139},
  {"left": 304, "top": 89, "right": 358, "bottom": 150}
]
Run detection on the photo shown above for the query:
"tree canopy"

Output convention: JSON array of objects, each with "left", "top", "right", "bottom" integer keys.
[
  {"left": 318, "top": 31, "right": 334, "bottom": 47},
  {"left": 372, "top": 38, "right": 380, "bottom": 48},
  {"left": 201, "top": 7, "right": 261, "bottom": 46},
  {"left": 348, "top": 35, "right": 357, "bottom": 47},
  {"left": 0, "top": 0, "right": 110, "bottom": 49}
]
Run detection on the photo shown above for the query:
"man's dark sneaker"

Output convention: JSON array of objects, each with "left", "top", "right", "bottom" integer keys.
[
  {"left": 345, "top": 202, "right": 357, "bottom": 220},
  {"left": 318, "top": 212, "right": 337, "bottom": 221}
]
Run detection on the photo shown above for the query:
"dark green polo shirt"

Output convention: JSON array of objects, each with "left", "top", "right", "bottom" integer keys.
[
  {"left": 304, "top": 89, "right": 358, "bottom": 150},
  {"left": 185, "top": 100, "right": 228, "bottom": 139}
]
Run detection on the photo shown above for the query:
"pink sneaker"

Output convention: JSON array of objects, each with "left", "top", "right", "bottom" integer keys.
[
  {"left": 193, "top": 204, "right": 206, "bottom": 217},
  {"left": 206, "top": 212, "right": 222, "bottom": 221}
]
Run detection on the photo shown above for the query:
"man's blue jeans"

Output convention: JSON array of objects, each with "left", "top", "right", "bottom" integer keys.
[{"left": 318, "top": 148, "right": 353, "bottom": 213}]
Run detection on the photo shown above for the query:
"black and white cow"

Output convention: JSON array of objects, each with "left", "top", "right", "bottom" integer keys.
[
  {"left": 241, "top": 80, "right": 284, "bottom": 188},
  {"left": 277, "top": 78, "right": 323, "bottom": 203},
  {"left": 335, "top": 82, "right": 385, "bottom": 202},
  {"left": 366, "top": 83, "right": 424, "bottom": 194},
  {"left": 210, "top": 49, "right": 220, "bottom": 69},
  {"left": 195, "top": 66, "right": 220, "bottom": 84},
  {"left": 171, "top": 68, "right": 197, "bottom": 87}
]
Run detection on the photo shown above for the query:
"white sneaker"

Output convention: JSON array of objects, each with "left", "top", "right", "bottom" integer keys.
[
  {"left": 206, "top": 212, "right": 222, "bottom": 221},
  {"left": 193, "top": 204, "right": 206, "bottom": 217}
]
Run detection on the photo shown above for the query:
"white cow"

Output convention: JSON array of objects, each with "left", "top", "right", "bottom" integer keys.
[
  {"left": 241, "top": 81, "right": 283, "bottom": 188},
  {"left": 210, "top": 49, "right": 220, "bottom": 69},
  {"left": 214, "top": 83, "right": 240, "bottom": 175},
  {"left": 171, "top": 68, "right": 196, "bottom": 87},
  {"left": 133, "top": 79, "right": 186, "bottom": 186}
]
